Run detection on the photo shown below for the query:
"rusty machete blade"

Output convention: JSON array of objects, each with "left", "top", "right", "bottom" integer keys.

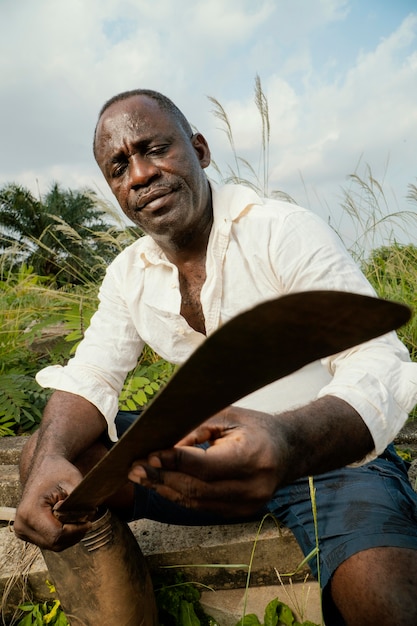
[{"left": 56, "top": 290, "right": 411, "bottom": 518}]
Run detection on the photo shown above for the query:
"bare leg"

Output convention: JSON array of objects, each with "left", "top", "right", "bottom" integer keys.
[{"left": 331, "top": 546, "right": 417, "bottom": 625}]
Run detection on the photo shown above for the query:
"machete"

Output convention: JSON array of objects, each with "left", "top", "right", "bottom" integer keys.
[{"left": 56, "top": 290, "right": 411, "bottom": 519}]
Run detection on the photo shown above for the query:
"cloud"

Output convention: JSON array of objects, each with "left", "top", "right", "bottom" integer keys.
[
  {"left": 207, "top": 12, "right": 417, "bottom": 216},
  {"left": 0, "top": 0, "right": 416, "bottom": 241}
]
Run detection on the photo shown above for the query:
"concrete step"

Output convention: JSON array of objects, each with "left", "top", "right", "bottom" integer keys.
[
  {"left": 0, "top": 518, "right": 318, "bottom": 624},
  {"left": 0, "top": 436, "right": 26, "bottom": 465},
  {"left": 200, "top": 583, "right": 322, "bottom": 626},
  {"left": 2, "top": 427, "right": 417, "bottom": 624},
  {"left": 0, "top": 437, "right": 317, "bottom": 621},
  {"left": 0, "top": 466, "right": 21, "bottom": 510},
  {"left": 0, "top": 437, "right": 26, "bottom": 515}
]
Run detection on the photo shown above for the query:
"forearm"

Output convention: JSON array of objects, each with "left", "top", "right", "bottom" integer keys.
[
  {"left": 275, "top": 395, "right": 374, "bottom": 485},
  {"left": 15, "top": 391, "right": 107, "bottom": 548},
  {"left": 129, "top": 398, "right": 374, "bottom": 517},
  {"left": 21, "top": 390, "right": 107, "bottom": 485}
]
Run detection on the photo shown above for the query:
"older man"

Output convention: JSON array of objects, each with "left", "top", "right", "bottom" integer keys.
[{"left": 15, "top": 89, "right": 417, "bottom": 625}]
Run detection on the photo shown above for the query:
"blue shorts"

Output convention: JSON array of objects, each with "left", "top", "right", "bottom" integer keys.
[{"left": 116, "top": 411, "right": 417, "bottom": 624}]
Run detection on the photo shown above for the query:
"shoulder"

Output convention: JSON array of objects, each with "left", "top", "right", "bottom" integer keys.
[
  {"left": 211, "top": 182, "right": 314, "bottom": 223},
  {"left": 99, "top": 235, "right": 163, "bottom": 297},
  {"left": 211, "top": 182, "right": 333, "bottom": 239},
  {"left": 106, "top": 234, "right": 161, "bottom": 272}
]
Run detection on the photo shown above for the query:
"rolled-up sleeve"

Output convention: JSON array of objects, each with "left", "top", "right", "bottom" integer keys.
[
  {"left": 318, "top": 335, "right": 417, "bottom": 460},
  {"left": 272, "top": 207, "right": 417, "bottom": 459},
  {"left": 36, "top": 260, "right": 144, "bottom": 441}
]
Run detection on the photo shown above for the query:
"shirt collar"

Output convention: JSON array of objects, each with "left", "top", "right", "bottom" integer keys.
[{"left": 135, "top": 182, "right": 263, "bottom": 267}]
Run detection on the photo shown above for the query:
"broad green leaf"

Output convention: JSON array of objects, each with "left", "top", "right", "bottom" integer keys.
[
  {"left": 277, "top": 603, "right": 295, "bottom": 626},
  {"left": 264, "top": 598, "right": 297, "bottom": 626},
  {"left": 235, "top": 614, "right": 262, "bottom": 626},
  {"left": 133, "top": 389, "right": 147, "bottom": 406},
  {"left": 179, "top": 599, "right": 201, "bottom": 626},
  {"left": 55, "top": 611, "right": 70, "bottom": 625},
  {"left": 133, "top": 376, "right": 150, "bottom": 388},
  {"left": 17, "top": 602, "right": 36, "bottom": 612},
  {"left": 264, "top": 598, "right": 280, "bottom": 626},
  {"left": 32, "top": 603, "right": 43, "bottom": 625}
]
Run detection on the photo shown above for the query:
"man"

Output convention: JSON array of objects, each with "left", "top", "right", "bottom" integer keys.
[{"left": 14, "top": 89, "right": 417, "bottom": 625}]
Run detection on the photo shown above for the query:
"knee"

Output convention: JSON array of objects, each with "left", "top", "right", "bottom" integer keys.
[
  {"left": 330, "top": 547, "right": 417, "bottom": 626},
  {"left": 19, "top": 431, "right": 39, "bottom": 484}
]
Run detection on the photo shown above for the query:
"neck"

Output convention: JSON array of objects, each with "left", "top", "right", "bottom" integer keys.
[{"left": 157, "top": 198, "right": 213, "bottom": 267}]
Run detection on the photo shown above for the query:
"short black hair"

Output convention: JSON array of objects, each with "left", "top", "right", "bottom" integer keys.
[{"left": 93, "top": 89, "right": 193, "bottom": 157}]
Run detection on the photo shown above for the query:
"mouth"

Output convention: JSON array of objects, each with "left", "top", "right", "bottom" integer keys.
[{"left": 135, "top": 187, "right": 174, "bottom": 211}]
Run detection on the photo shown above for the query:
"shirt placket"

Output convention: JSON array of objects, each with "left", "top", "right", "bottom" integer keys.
[{"left": 201, "top": 216, "right": 232, "bottom": 336}]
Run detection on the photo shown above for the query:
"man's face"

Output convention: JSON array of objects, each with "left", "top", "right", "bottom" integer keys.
[{"left": 94, "top": 96, "right": 211, "bottom": 243}]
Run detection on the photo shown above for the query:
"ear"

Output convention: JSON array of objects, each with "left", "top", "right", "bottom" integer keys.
[{"left": 191, "top": 133, "right": 211, "bottom": 169}]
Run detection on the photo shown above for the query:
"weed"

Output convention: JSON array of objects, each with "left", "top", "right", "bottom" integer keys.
[{"left": 15, "top": 582, "right": 68, "bottom": 626}]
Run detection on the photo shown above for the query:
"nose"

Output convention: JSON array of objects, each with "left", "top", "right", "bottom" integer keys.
[{"left": 128, "top": 154, "right": 160, "bottom": 188}]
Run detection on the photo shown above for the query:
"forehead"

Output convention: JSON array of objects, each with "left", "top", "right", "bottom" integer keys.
[{"left": 96, "top": 96, "right": 180, "bottom": 149}]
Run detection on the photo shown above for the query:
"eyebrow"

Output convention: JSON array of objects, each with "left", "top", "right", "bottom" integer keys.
[{"left": 107, "top": 135, "right": 171, "bottom": 163}]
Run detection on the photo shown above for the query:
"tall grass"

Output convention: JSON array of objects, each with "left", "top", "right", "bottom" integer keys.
[
  {"left": 1, "top": 77, "right": 417, "bottom": 433},
  {"left": 208, "top": 74, "right": 294, "bottom": 203},
  {"left": 208, "top": 76, "right": 417, "bottom": 367},
  {"left": 0, "top": 221, "right": 175, "bottom": 434}
]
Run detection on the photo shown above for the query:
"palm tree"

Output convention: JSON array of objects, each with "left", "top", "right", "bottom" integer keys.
[{"left": 0, "top": 182, "right": 125, "bottom": 284}]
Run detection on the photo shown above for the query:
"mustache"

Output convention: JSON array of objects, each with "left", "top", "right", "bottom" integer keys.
[{"left": 135, "top": 184, "right": 180, "bottom": 210}]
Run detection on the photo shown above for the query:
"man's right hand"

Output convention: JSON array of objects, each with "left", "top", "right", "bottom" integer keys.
[
  {"left": 14, "top": 391, "right": 109, "bottom": 551},
  {"left": 14, "top": 455, "right": 95, "bottom": 551}
]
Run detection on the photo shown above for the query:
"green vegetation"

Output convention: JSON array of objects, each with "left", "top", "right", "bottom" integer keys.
[
  {"left": 0, "top": 184, "right": 166, "bottom": 434},
  {"left": 153, "top": 572, "right": 219, "bottom": 626},
  {"left": 0, "top": 183, "right": 135, "bottom": 285},
  {"left": 234, "top": 598, "right": 318, "bottom": 626},
  {"left": 1, "top": 80, "right": 417, "bottom": 434},
  {"left": 15, "top": 582, "right": 68, "bottom": 625},
  {"left": 1, "top": 181, "right": 417, "bottom": 433},
  {"left": 13, "top": 574, "right": 319, "bottom": 626},
  {"left": 2, "top": 78, "right": 416, "bottom": 626}
]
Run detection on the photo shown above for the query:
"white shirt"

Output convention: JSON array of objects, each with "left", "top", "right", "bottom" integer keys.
[{"left": 37, "top": 184, "right": 417, "bottom": 458}]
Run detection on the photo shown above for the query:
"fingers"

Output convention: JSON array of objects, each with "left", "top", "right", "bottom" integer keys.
[
  {"left": 14, "top": 503, "right": 93, "bottom": 551},
  {"left": 14, "top": 478, "right": 95, "bottom": 551},
  {"left": 53, "top": 501, "right": 97, "bottom": 525},
  {"left": 175, "top": 421, "right": 226, "bottom": 447},
  {"left": 130, "top": 442, "right": 245, "bottom": 483},
  {"left": 128, "top": 407, "right": 281, "bottom": 518},
  {"left": 129, "top": 447, "right": 277, "bottom": 518},
  {"left": 129, "top": 468, "right": 271, "bottom": 517}
]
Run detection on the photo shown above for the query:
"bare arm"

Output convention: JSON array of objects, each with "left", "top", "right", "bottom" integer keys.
[
  {"left": 14, "top": 390, "right": 107, "bottom": 550},
  {"left": 129, "top": 396, "right": 373, "bottom": 518},
  {"left": 273, "top": 395, "right": 373, "bottom": 483}
]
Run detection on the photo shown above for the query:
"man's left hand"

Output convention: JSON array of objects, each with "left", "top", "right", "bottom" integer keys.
[{"left": 128, "top": 406, "right": 284, "bottom": 517}]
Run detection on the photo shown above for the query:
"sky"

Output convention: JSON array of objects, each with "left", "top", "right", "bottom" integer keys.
[{"left": 1, "top": 0, "right": 417, "bottom": 249}]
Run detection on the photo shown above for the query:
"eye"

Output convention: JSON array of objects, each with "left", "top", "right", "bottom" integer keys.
[
  {"left": 110, "top": 162, "right": 127, "bottom": 178},
  {"left": 146, "top": 144, "right": 170, "bottom": 157}
]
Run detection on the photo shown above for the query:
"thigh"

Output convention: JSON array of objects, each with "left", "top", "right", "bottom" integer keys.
[
  {"left": 267, "top": 445, "right": 417, "bottom": 589},
  {"left": 329, "top": 545, "right": 417, "bottom": 625}
]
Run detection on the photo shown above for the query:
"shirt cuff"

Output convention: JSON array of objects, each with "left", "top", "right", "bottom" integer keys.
[{"left": 36, "top": 365, "right": 120, "bottom": 442}]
